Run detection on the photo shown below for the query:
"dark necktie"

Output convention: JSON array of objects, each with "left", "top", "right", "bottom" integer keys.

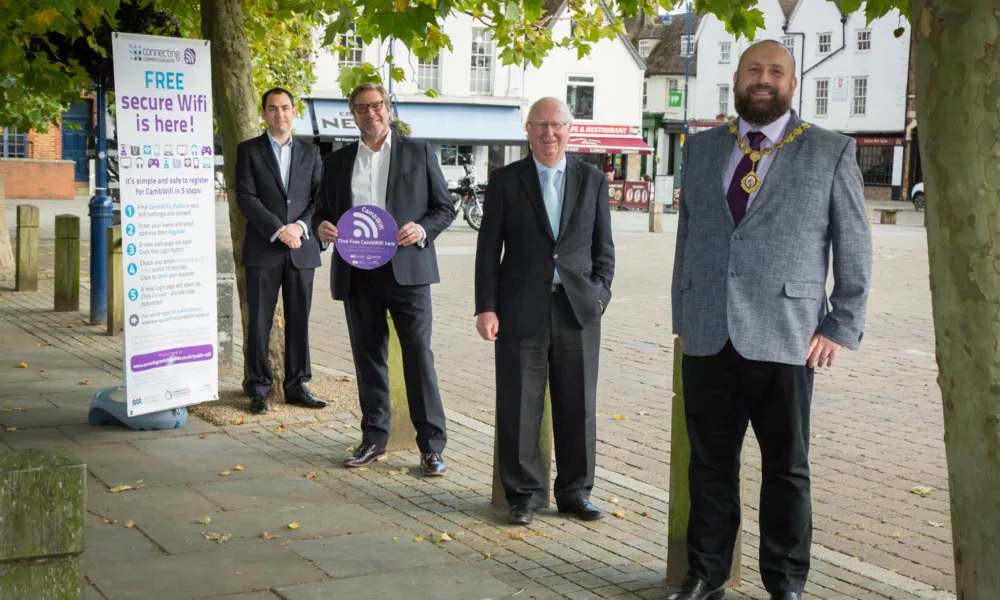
[{"left": 726, "top": 131, "right": 766, "bottom": 226}]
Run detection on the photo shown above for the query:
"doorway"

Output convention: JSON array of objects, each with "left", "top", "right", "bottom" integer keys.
[{"left": 62, "top": 101, "right": 91, "bottom": 182}]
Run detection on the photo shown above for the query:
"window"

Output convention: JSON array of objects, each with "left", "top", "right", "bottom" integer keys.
[
  {"left": 0, "top": 128, "right": 27, "bottom": 158},
  {"left": 669, "top": 78, "right": 679, "bottom": 93},
  {"left": 852, "top": 76, "right": 868, "bottom": 116},
  {"left": 638, "top": 39, "right": 653, "bottom": 58},
  {"left": 782, "top": 35, "right": 795, "bottom": 56},
  {"left": 338, "top": 27, "right": 364, "bottom": 68},
  {"left": 857, "top": 29, "right": 871, "bottom": 51},
  {"left": 416, "top": 56, "right": 439, "bottom": 91},
  {"left": 470, "top": 28, "right": 495, "bottom": 95},
  {"left": 567, "top": 75, "right": 595, "bottom": 120},
  {"left": 719, "top": 42, "right": 731, "bottom": 63},
  {"left": 642, "top": 81, "right": 648, "bottom": 109},
  {"left": 856, "top": 145, "right": 893, "bottom": 185},
  {"left": 818, "top": 33, "right": 831, "bottom": 54},
  {"left": 718, "top": 85, "right": 730, "bottom": 116},
  {"left": 680, "top": 35, "right": 693, "bottom": 56},
  {"left": 815, "top": 79, "right": 829, "bottom": 117},
  {"left": 440, "top": 144, "right": 474, "bottom": 166}
]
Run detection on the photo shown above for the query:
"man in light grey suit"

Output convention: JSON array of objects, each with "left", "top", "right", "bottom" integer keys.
[{"left": 668, "top": 41, "right": 872, "bottom": 600}]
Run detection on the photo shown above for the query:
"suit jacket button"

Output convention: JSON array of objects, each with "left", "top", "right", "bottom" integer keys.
[
  {"left": 553, "top": 254, "right": 558, "bottom": 259},
  {"left": 729, "top": 271, "right": 736, "bottom": 277},
  {"left": 286, "top": 200, "right": 291, "bottom": 204}
]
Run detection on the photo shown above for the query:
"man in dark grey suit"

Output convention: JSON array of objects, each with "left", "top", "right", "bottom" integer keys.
[
  {"left": 475, "top": 97, "right": 615, "bottom": 526},
  {"left": 315, "top": 83, "right": 454, "bottom": 476},
  {"left": 236, "top": 87, "right": 327, "bottom": 415},
  {"left": 668, "top": 41, "right": 872, "bottom": 600}
]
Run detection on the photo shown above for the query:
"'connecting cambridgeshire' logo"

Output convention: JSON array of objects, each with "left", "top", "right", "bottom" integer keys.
[{"left": 128, "top": 44, "right": 185, "bottom": 64}]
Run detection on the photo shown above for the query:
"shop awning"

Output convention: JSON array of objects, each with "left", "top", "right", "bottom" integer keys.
[
  {"left": 310, "top": 99, "right": 526, "bottom": 143},
  {"left": 567, "top": 136, "right": 652, "bottom": 155}
]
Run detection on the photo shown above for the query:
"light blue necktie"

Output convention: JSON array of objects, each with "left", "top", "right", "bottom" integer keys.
[{"left": 541, "top": 168, "right": 561, "bottom": 284}]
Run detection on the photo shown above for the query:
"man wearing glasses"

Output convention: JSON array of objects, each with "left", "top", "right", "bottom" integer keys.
[
  {"left": 235, "top": 87, "right": 326, "bottom": 415},
  {"left": 315, "top": 83, "right": 455, "bottom": 476},
  {"left": 474, "top": 97, "right": 615, "bottom": 525}
]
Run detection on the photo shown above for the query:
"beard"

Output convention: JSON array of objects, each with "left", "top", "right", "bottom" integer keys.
[{"left": 734, "top": 85, "right": 792, "bottom": 126}]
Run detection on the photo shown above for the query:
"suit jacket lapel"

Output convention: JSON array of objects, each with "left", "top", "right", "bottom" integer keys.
[
  {"left": 519, "top": 158, "right": 555, "bottom": 240},
  {"left": 339, "top": 142, "right": 359, "bottom": 218},
  {"left": 709, "top": 127, "right": 738, "bottom": 226},
  {"left": 742, "top": 112, "right": 805, "bottom": 223},
  {"left": 385, "top": 134, "right": 404, "bottom": 215},
  {"left": 258, "top": 134, "right": 287, "bottom": 197},
  {"left": 559, "top": 160, "right": 582, "bottom": 237}
]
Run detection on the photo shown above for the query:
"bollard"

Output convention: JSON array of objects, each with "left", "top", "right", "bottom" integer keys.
[
  {"left": 385, "top": 313, "right": 417, "bottom": 452},
  {"left": 54, "top": 215, "right": 81, "bottom": 312},
  {"left": 106, "top": 226, "right": 123, "bottom": 336},
  {"left": 216, "top": 247, "right": 235, "bottom": 374},
  {"left": 648, "top": 200, "right": 664, "bottom": 233},
  {"left": 666, "top": 336, "right": 743, "bottom": 586},
  {"left": 15, "top": 205, "right": 39, "bottom": 292},
  {"left": 491, "top": 383, "right": 553, "bottom": 510}
]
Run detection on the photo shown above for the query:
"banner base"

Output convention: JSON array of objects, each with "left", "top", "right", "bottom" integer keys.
[{"left": 88, "top": 385, "right": 188, "bottom": 431}]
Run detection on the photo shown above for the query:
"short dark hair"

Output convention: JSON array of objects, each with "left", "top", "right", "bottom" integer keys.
[{"left": 261, "top": 87, "right": 294, "bottom": 111}]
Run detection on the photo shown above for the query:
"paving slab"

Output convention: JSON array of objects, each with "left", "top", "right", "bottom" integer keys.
[
  {"left": 86, "top": 539, "right": 328, "bottom": 600},
  {"left": 204, "top": 593, "right": 281, "bottom": 600},
  {"left": 191, "top": 476, "right": 335, "bottom": 510},
  {"left": 87, "top": 483, "right": 223, "bottom": 520},
  {"left": 0, "top": 424, "right": 77, "bottom": 449},
  {"left": 1, "top": 394, "right": 61, "bottom": 410},
  {"left": 0, "top": 406, "right": 90, "bottom": 428},
  {"left": 84, "top": 512, "right": 163, "bottom": 565},
  {"left": 57, "top": 417, "right": 219, "bottom": 445},
  {"left": 273, "top": 564, "right": 517, "bottom": 600},
  {"left": 287, "top": 530, "right": 459, "bottom": 579},
  {"left": 138, "top": 500, "right": 392, "bottom": 555}
]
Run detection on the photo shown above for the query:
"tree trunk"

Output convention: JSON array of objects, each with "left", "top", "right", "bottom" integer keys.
[
  {"left": 0, "top": 167, "right": 15, "bottom": 278},
  {"left": 201, "top": 0, "right": 285, "bottom": 396},
  {"left": 914, "top": 2, "right": 1000, "bottom": 598}
]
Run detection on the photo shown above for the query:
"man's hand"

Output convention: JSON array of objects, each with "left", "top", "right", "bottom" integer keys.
[
  {"left": 318, "top": 220, "right": 338, "bottom": 243},
  {"left": 278, "top": 222, "right": 304, "bottom": 248},
  {"left": 807, "top": 334, "right": 842, "bottom": 368},
  {"left": 397, "top": 222, "right": 424, "bottom": 247},
  {"left": 476, "top": 312, "right": 500, "bottom": 342}
]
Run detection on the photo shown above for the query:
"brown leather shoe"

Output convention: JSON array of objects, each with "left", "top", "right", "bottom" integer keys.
[
  {"left": 343, "top": 442, "right": 386, "bottom": 468},
  {"left": 420, "top": 452, "right": 446, "bottom": 477}
]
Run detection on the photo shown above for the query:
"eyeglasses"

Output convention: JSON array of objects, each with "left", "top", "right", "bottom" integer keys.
[
  {"left": 353, "top": 100, "right": 385, "bottom": 114},
  {"left": 528, "top": 121, "right": 569, "bottom": 132}
]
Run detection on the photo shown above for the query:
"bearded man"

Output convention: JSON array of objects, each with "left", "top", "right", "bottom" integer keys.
[{"left": 667, "top": 40, "right": 872, "bottom": 600}]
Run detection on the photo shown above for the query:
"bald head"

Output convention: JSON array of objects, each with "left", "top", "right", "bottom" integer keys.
[
  {"left": 733, "top": 39, "right": 798, "bottom": 126},
  {"left": 738, "top": 39, "right": 796, "bottom": 73},
  {"left": 525, "top": 97, "right": 572, "bottom": 167},
  {"left": 528, "top": 97, "right": 572, "bottom": 124}
]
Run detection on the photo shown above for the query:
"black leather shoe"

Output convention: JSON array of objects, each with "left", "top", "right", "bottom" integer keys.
[
  {"left": 507, "top": 504, "right": 535, "bottom": 526},
  {"left": 770, "top": 593, "right": 802, "bottom": 600},
  {"left": 285, "top": 392, "right": 328, "bottom": 409},
  {"left": 249, "top": 396, "right": 269, "bottom": 414},
  {"left": 557, "top": 500, "right": 605, "bottom": 521},
  {"left": 420, "top": 453, "right": 446, "bottom": 477},
  {"left": 343, "top": 442, "right": 386, "bottom": 467},
  {"left": 666, "top": 575, "right": 725, "bottom": 600}
]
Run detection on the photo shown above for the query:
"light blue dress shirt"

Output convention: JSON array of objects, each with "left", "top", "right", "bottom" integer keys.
[
  {"left": 533, "top": 155, "right": 566, "bottom": 284},
  {"left": 266, "top": 131, "right": 309, "bottom": 243}
]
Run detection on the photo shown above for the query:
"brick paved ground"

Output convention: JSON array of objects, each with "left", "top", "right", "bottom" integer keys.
[{"left": 1, "top": 200, "right": 954, "bottom": 600}]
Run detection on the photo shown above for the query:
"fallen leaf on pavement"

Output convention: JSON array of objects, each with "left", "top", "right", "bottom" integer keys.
[
  {"left": 16, "top": 362, "right": 28, "bottom": 368},
  {"left": 640, "top": 511, "right": 650, "bottom": 517},
  {"left": 392, "top": 537, "right": 399, "bottom": 541},
  {"left": 610, "top": 497, "right": 619, "bottom": 504},
  {"left": 199, "top": 434, "right": 209, "bottom": 439},
  {"left": 434, "top": 533, "right": 453, "bottom": 543},
  {"left": 39, "top": 369, "right": 48, "bottom": 373},
  {"left": 202, "top": 532, "right": 231, "bottom": 544},
  {"left": 134, "top": 479, "right": 143, "bottom": 484},
  {"left": 275, "top": 426, "right": 285, "bottom": 433},
  {"left": 358, "top": 467, "right": 369, "bottom": 472},
  {"left": 109, "top": 484, "right": 133, "bottom": 493},
  {"left": 124, "top": 520, "right": 135, "bottom": 528},
  {"left": 12, "top": 407, "right": 23, "bottom": 412},
  {"left": 638, "top": 411, "right": 649, "bottom": 416},
  {"left": 928, "top": 521, "right": 944, "bottom": 528},
  {"left": 261, "top": 532, "right": 276, "bottom": 540},
  {"left": 413, "top": 535, "right": 424, "bottom": 542},
  {"left": 890, "top": 532, "right": 901, "bottom": 539},
  {"left": 474, "top": 520, "right": 485, "bottom": 525},
  {"left": 612, "top": 511, "right": 625, "bottom": 519},
  {"left": 346, "top": 446, "right": 356, "bottom": 452},
  {"left": 504, "top": 530, "right": 543, "bottom": 540},
  {"left": 334, "top": 376, "right": 352, "bottom": 382},
  {"left": 305, "top": 472, "right": 318, "bottom": 479},
  {"left": 80, "top": 380, "right": 91, "bottom": 385},
  {"left": 910, "top": 486, "right": 935, "bottom": 497},
  {"left": 219, "top": 471, "right": 230, "bottom": 476},
  {"left": 484, "top": 553, "right": 493, "bottom": 559},
  {"left": 4, "top": 427, "right": 15, "bottom": 432},
  {"left": 197, "top": 517, "right": 212, "bottom": 525},
  {"left": 613, "top": 414, "right": 627, "bottom": 421},
  {"left": 102, "top": 518, "right": 118, "bottom": 525},
  {"left": 234, "top": 464, "right": 244, "bottom": 471},
  {"left": 287, "top": 522, "right": 301, "bottom": 530},
  {"left": 233, "top": 416, "right": 245, "bottom": 425}
]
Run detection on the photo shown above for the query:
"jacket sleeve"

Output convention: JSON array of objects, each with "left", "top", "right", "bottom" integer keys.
[
  {"left": 671, "top": 143, "right": 691, "bottom": 335},
  {"left": 591, "top": 172, "right": 615, "bottom": 309},
  {"left": 416, "top": 140, "right": 457, "bottom": 245},
  {"left": 236, "top": 141, "right": 286, "bottom": 239},
  {"left": 295, "top": 145, "right": 323, "bottom": 233},
  {"left": 312, "top": 153, "right": 337, "bottom": 252},
  {"left": 474, "top": 173, "right": 504, "bottom": 315},
  {"left": 817, "top": 138, "right": 872, "bottom": 349}
]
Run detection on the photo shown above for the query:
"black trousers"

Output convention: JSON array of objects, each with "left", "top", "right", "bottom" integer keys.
[
  {"left": 495, "top": 289, "right": 600, "bottom": 508},
  {"left": 682, "top": 340, "right": 813, "bottom": 594},
  {"left": 245, "top": 259, "right": 314, "bottom": 400},
  {"left": 343, "top": 264, "right": 447, "bottom": 453}
]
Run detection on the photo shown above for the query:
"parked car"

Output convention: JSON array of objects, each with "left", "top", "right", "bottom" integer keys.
[{"left": 911, "top": 182, "right": 924, "bottom": 211}]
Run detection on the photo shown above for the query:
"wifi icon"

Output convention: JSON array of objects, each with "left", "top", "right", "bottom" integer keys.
[{"left": 352, "top": 212, "right": 379, "bottom": 238}]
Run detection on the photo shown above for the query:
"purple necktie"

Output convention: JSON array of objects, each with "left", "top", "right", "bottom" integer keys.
[{"left": 726, "top": 131, "right": 766, "bottom": 226}]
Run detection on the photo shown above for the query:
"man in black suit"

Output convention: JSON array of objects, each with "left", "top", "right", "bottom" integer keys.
[
  {"left": 474, "top": 97, "right": 615, "bottom": 525},
  {"left": 315, "top": 83, "right": 455, "bottom": 476},
  {"left": 235, "top": 87, "right": 328, "bottom": 414}
]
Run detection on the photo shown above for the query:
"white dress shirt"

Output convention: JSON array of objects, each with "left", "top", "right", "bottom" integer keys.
[
  {"left": 266, "top": 131, "right": 309, "bottom": 243},
  {"left": 532, "top": 154, "right": 566, "bottom": 284},
  {"left": 722, "top": 111, "right": 792, "bottom": 209},
  {"left": 351, "top": 133, "right": 424, "bottom": 244}
]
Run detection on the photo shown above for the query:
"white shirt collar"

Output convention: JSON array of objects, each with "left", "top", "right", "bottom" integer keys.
[
  {"left": 359, "top": 131, "right": 392, "bottom": 155},
  {"left": 266, "top": 130, "right": 292, "bottom": 149},
  {"left": 738, "top": 111, "right": 793, "bottom": 146},
  {"left": 532, "top": 154, "right": 567, "bottom": 176}
]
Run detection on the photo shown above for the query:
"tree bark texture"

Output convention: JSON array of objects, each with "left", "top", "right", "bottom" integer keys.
[
  {"left": 201, "top": 0, "right": 286, "bottom": 396},
  {"left": 0, "top": 168, "right": 15, "bottom": 278},
  {"left": 914, "top": 1, "right": 1000, "bottom": 597}
]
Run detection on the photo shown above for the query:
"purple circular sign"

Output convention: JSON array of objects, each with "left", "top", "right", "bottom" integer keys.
[{"left": 335, "top": 205, "right": 398, "bottom": 269}]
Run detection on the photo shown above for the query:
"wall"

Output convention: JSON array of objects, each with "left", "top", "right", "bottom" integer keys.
[
  {"left": 646, "top": 74, "right": 698, "bottom": 121},
  {"left": 790, "top": 0, "right": 909, "bottom": 132},
  {"left": 27, "top": 127, "right": 62, "bottom": 160},
  {"left": 0, "top": 159, "right": 76, "bottom": 199}
]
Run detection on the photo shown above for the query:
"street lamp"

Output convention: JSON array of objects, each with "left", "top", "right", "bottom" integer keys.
[
  {"left": 678, "top": 0, "right": 692, "bottom": 194},
  {"left": 88, "top": 76, "right": 113, "bottom": 325}
]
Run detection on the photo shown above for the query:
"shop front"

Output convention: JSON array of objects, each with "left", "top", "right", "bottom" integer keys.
[{"left": 565, "top": 123, "right": 654, "bottom": 210}]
